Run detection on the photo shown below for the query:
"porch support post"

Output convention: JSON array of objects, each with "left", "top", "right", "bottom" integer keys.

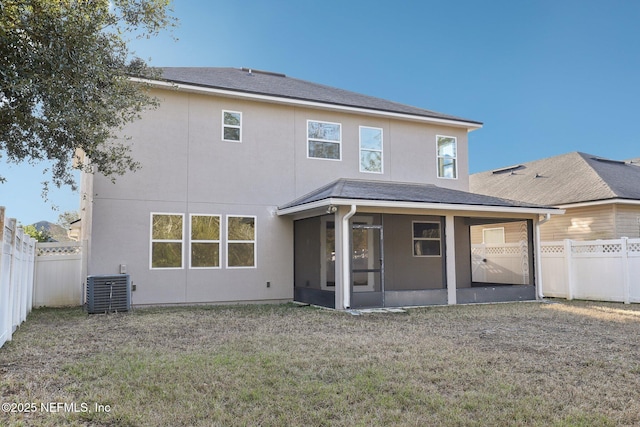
[
  {"left": 445, "top": 215, "right": 457, "bottom": 305},
  {"left": 334, "top": 205, "right": 356, "bottom": 310},
  {"left": 535, "top": 214, "right": 551, "bottom": 300}
]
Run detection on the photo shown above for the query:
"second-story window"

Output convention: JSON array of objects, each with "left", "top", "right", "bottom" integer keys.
[
  {"left": 359, "top": 126, "right": 383, "bottom": 173},
  {"left": 308, "top": 120, "right": 341, "bottom": 160},
  {"left": 222, "top": 110, "right": 242, "bottom": 142},
  {"left": 437, "top": 135, "right": 457, "bottom": 179}
]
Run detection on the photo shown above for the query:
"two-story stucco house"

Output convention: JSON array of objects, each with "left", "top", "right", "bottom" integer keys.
[{"left": 79, "top": 67, "right": 559, "bottom": 309}]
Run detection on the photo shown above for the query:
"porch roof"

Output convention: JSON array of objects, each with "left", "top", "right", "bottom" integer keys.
[{"left": 277, "top": 179, "right": 562, "bottom": 216}]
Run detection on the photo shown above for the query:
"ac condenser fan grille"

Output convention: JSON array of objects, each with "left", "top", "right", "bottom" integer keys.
[{"left": 86, "top": 274, "right": 131, "bottom": 314}]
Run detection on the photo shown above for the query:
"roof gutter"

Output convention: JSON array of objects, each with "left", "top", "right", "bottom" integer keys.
[
  {"left": 556, "top": 198, "right": 640, "bottom": 209},
  {"left": 130, "top": 77, "right": 483, "bottom": 131}
]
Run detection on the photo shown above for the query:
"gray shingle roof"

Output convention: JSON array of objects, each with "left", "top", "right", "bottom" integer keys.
[
  {"left": 157, "top": 67, "right": 482, "bottom": 126},
  {"left": 470, "top": 152, "right": 640, "bottom": 206},
  {"left": 279, "top": 179, "right": 550, "bottom": 211}
]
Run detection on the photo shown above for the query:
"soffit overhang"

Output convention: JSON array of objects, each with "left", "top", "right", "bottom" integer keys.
[{"left": 131, "top": 77, "right": 483, "bottom": 131}]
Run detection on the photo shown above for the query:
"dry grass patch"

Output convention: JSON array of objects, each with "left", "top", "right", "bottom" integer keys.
[{"left": 1, "top": 300, "right": 640, "bottom": 426}]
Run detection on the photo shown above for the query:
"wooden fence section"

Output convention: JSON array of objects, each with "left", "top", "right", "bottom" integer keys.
[
  {"left": 0, "top": 207, "right": 37, "bottom": 349},
  {"left": 541, "top": 238, "right": 640, "bottom": 304},
  {"left": 34, "top": 241, "right": 84, "bottom": 307}
]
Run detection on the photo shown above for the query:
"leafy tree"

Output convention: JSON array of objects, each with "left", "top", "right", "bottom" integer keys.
[
  {"left": 22, "top": 224, "right": 52, "bottom": 242},
  {"left": 57, "top": 210, "right": 80, "bottom": 229},
  {"left": 0, "top": 0, "right": 176, "bottom": 195}
]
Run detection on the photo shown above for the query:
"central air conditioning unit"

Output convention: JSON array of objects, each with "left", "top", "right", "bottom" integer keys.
[{"left": 86, "top": 274, "right": 131, "bottom": 314}]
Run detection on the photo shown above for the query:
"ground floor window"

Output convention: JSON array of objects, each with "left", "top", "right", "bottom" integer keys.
[
  {"left": 150, "top": 213, "right": 257, "bottom": 270},
  {"left": 150, "top": 213, "right": 184, "bottom": 269},
  {"left": 412, "top": 221, "right": 441, "bottom": 256},
  {"left": 227, "top": 216, "right": 256, "bottom": 268},
  {"left": 190, "top": 215, "right": 220, "bottom": 268}
]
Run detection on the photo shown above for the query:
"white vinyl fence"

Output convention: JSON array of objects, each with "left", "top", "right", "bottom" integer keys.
[
  {"left": 541, "top": 238, "right": 640, "bottom": 304},
  {"left": 471, "top": 243, "right": 530, "bottom": 285},
  {"left": 473, "top": 238, "right": 640, "bottom": 304},
  {"left": 0, "top": 207, "right": 37, "bottom": 349},
  {"left": 34, "top": 241, "right": 84, "bottom": 307}
]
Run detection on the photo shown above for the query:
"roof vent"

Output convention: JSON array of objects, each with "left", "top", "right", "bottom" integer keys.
[
  {"left": 492, "top": 165, "right": 523, "bottom": 175},
  {"left": 240, "top": 67, "right": 286, "bottom": 78},
  {"left": 591, "top": 157, "right": 626, "bottom": 165}
]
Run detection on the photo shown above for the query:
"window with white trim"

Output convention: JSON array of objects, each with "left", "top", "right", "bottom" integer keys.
[
  {"left": 359, "top": 126, "right": 383, "bottom": 173},
  {"left": 227, "top": 216, "right": 256, "bottom": 268},
  {"left": 412, "top": 221, "right": 441, "bottom": 257},
  {"left": 190, "top": 215, "right": 221, "bottom": 268},
  {"left": 222, "top": 110, "right": 242, "bottom": 142},
  {"left": 483, "top": 227, "right": 505, "bottom": 244},
  {"left": 150, "top": 213, "right": 184, "bottom": 269},
  {"left": 307, "top": 120, "right": 341, "bottom": 160},
  {"left": 437, "top": 135, "right": 457, "bottom": 179}
]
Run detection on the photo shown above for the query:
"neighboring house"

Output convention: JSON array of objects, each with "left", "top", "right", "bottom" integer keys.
[
  {"left": 470, "top": 151, "right": 640, "bottom": 242},
  {"left": 79, "top": 67, "right": 559, "bottom": 309}
]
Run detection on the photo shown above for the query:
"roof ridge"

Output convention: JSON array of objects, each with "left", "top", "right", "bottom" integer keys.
[
  {"left": 154, "top": 67, "right": 482, "bottom": 126},
  {"left": 576, "top": 152, "right": 623, "bottom": 198}
]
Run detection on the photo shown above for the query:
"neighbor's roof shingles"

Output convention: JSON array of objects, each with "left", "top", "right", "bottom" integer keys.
[
  {"left": 470, "top": 152, "right": 640, "bottom": 206},
  {"left": 157, "top": 67, "right": 482, "bottom": 126}
]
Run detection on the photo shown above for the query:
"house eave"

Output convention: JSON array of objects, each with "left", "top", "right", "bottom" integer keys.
[
  {"left": 556, "top": 198, "right": 640, "bottom": 209},
  {"left": 131, "top": 77, "right": 483, "bottom": 131},
  {"left": 277, "top": 198, "right": 563, "bottom": 217}
]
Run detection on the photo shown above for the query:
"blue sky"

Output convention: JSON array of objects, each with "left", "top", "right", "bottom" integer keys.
[{"left": 3, "top": 0, "right": 639, "bottom": 225}]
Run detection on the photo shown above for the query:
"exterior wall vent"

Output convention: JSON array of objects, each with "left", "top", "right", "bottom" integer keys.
[{"left": 86, "top": 274, "right": 131, "bottom": 314}]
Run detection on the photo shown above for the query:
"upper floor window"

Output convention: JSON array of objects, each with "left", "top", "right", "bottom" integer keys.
[
  {"left": 150, "top": 213, "right": 184, "bottom": 269},
  {"left": 222, "top": 110, "right": 242, "bottom": 142},
  {"left": 308, "top": 120, "right": 341, "bottom": 160},
  {"left": 190, "top": 215, "right": 220, "bottom": 268},
  {"left": 359, "top": 126, "right": 383, "bottom": 173},
  {"left": 437, "top": 135, "right": 457, "bottom": 179}
]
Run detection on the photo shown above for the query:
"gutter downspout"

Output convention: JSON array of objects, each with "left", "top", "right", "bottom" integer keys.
[
  {"left": 342, "top": 205, "right": 357, "bottom": 309},
  {"left": 535, "top": 213, "right": 551, "bottom": 299}
]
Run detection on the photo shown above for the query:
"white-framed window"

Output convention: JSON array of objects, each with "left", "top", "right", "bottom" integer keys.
[
  {"left": 437, "top": 135, "right": 457, "bottom": 179},
  {"left": 483, "top": 227, "right": 505, "bottom": 244},
  {"left": 150, "top": 213, "right": 184, "bottom": 269},
  {"left": 226, "top": 215, "right": 256, "bottom": 268},
  {"left": 359, "top": 126, "right": 383, "bottom": 173},
  {"left": 307, "top": 120, "right": 341, "bottom": 160},
  {"left": 412, "top": 221, "right": 441, "bottom": 257},
  {"left": 222, "top": 110, "right": 242, "bottom": 142},
  {"left": 190, "top": 214, "right": 221, "bottom": 269}
]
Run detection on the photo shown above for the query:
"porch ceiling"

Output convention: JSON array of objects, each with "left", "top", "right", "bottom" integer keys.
[{"left": 277, "top": 179, "right": 563, "bottom": 216}]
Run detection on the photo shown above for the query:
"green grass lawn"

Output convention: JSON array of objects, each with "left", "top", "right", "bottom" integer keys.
[{"left": 1, "top": 300, "right": 640, "bottom": 426}]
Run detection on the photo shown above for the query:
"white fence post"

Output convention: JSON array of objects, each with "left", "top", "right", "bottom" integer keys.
[
  {"left": 622, "top": 237, "right": 630, "bottom": 304},
  {"left": 564, "top": 239, "right": 574, "bottom": 300}
]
